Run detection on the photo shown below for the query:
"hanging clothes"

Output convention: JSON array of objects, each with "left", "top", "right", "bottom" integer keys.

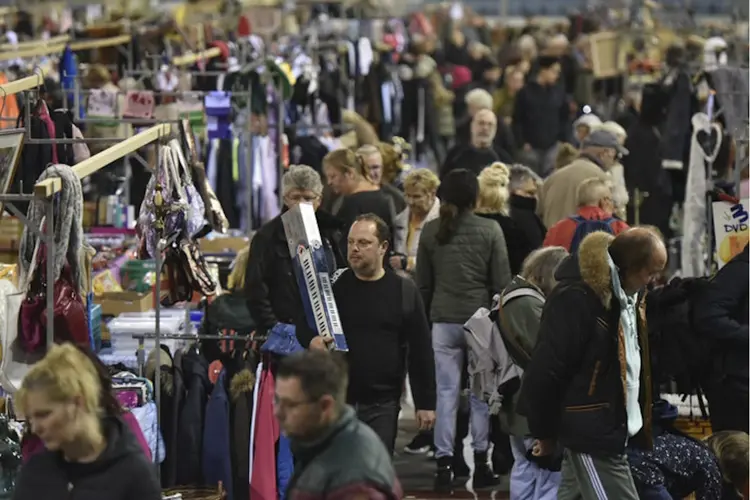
[
  {"left": 175, "top": 348, "right": 211, "bottom": 486},
  {"left": 249, "top": 363, "right": 279, "bottom": 499},
  {"left": 203, "top": 370, "right": 233, "bottom": 499},
  {"left": 0, "top": 73, "right": 19, "bottom": 129}
]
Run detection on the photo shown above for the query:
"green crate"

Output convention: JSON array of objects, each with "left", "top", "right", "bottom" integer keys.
[{"left": 120, "top": 260, "right": 156, "bottom": 293}]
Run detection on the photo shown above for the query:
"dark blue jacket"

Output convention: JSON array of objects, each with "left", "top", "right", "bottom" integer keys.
[{"left": 203, "top": 370, "right": 232, "bottom": 499}]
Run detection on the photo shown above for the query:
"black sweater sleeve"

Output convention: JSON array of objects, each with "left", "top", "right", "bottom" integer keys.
[
  {"left": 245, "top": 232, "right": 279, "bottom": 331},
  {"left": 403, "top": 278, "right": 436, "bottom": 411},
  {"left": 520, "top": 285, "right": 589, "bottom": 440}
]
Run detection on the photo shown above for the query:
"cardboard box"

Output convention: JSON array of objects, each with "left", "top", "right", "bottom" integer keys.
[
  {"left": 98, "top": 291, "right": 153, "bottom": 316},
  {"left": 199, "top": 236, "right": 249, "bottom": 254}
]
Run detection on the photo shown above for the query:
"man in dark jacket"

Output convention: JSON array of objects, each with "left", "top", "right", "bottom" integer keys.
[
  {"left": 245, "top": 165, "right": 345, "bottom": 336},
  {"left": 520, "top": 227, "right": 666, "bottom": 499},
  {"left": 693, "top": 243, "right": 749, "bottom": 433},
  {"left": 276, "top": 350, "right": 403, "bottom": 499},
  {"left": 513, "top": 55, "right": 570, "bottom": 176},
  {"left": 441, "top": 109, "right": 501, "bottom": 179}
]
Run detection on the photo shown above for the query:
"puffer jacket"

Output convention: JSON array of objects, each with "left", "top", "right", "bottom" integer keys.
[
  {"left": 416, "top": 212, "right": 511, "bottom": 324},
  {"left": 286, "top": 406, "right": 402, "bottom": 500}
]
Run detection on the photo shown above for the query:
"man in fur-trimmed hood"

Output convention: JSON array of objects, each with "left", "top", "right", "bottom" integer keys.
[{"left": 519, "top": 228, "right": 666, "bottom": 499}]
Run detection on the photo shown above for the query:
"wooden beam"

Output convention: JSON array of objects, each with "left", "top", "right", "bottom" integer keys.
[
  {"left": 34, "top": 124, "right": 173, "bottom": 198},
  {"left": 0, "top": 68, "right": 47, "bottom": 96},
  {"left": 172, "top": 47, "right": 222, "bottom": 67}
]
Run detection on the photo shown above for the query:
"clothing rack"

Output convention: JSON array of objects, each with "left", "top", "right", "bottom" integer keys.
[{"left": 131, "top": 333, "right": 264, "bottom": 376}]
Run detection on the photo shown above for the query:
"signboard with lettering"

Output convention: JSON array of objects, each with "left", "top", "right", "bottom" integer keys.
[{"left": 712, "top": 200, "right": 749, "bottom": 268}]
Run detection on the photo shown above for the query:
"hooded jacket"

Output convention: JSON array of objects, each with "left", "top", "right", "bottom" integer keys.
[
  {"left": 13, "top": 415, "right": 161, "bottom": 500},
  {"left": 519, "top": 232, "right": 653, "bottom": 455}
]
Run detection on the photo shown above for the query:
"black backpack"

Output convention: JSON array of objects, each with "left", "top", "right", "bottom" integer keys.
[{"left": 646, "top": 277, "right": 713, "bottom": 415}]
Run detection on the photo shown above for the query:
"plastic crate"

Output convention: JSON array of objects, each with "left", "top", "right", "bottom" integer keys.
[{"left": 120, "top": 260, "right": 156, "bottom": 293}]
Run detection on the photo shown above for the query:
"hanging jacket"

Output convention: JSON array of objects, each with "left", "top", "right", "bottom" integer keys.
[
  {"left": 11, "top": 115, "right": 53, "bottom": 215},
  {"left": 660, "top": 68, "right": 694, "bottom": 171},
  {"left": 203, "top": 370, "right": 233, "bottom": 499},
  {"left": 176, "top": 348, "right": 211, "bottom": 485},
  {"left": 250, "top": 365, "right": 279, "bottom": 499},
  {"left": 161, "top": 348, "right": 185, "bottom": 487},
  {"left": 278, "top": 434, "right": 294, "bottom": 500}
]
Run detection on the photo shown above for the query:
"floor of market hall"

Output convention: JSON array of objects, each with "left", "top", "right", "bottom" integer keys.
[{"left": 396, "top": 407, "right": 510, "bottom": 499}]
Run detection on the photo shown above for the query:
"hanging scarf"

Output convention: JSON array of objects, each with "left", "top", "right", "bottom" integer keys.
[{"left": 18, "top": 164, "right": 84, "bottom": 291}]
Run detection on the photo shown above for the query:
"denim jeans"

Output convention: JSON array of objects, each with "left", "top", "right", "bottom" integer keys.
[
  {"left": 509, "top": 436, "right": 561, "bottom": 500},
  {"left": 432, "top": 322, "right": 490, "bottom": 458}
]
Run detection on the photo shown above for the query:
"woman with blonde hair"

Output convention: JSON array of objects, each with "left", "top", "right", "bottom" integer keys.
[
  {"left": 13, "top": 343, "right": 161, "bottom": 499},
  {"left": 391, "top": 169, "right": 440, "bottom": 276},
  {"left": 476, "top": 163, "right": 538, "bottom": 274},
  {"left": 323, "top": 148, "right": 394, "bottom": 247}
]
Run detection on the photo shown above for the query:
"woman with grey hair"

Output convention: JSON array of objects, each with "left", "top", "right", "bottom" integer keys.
[
  {"left": 508, "top": 164, "right": 547, "bottom": 253},
  {"left": 497, "top": 246, "right": 568, "bottom": 499},
  {"left": 245, "top": 164, "right": 347, "bottom": 344}
]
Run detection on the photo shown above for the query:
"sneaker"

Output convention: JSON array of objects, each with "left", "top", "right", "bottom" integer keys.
[
  {"left": 434, "top": 457, "right": 453, "bottom": 494},
  {"left": 404, "top": 431, "right": 433, "bottom": 455}
]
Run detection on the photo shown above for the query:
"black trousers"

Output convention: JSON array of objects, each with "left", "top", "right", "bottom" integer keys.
[{"left": 355, "top": 400, "right": 401, "bottom": 457}]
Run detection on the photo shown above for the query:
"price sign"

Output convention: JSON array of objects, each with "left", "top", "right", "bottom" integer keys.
[
  {"left": 86, "top": 89, "right": 117, "bottom": 118},
  {"left": 123, "top": 90, "right": 155, "bottom": 119}
]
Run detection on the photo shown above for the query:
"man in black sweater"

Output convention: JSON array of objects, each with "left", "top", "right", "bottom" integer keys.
[{"left": 305, "top": 214, "right": 436, "bottom": 456}]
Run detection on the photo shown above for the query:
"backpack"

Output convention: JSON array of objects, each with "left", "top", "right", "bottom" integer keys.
[
  {"left": 569, "top": 215, "right": 616, "bottom": 253},
  {"left": 646, "top": 276, "right": 713, "bottom": 416},
  {"left": 463, "top": 287, "right": 544, "bottom": 412}
]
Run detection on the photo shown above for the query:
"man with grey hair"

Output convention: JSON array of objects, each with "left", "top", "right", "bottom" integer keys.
[
  {"left": 246, "top": 164, "right": 347, "bottom": 340},
  {"left": 441, "top": 109, "right": 501, "bottom": 179},
  {"left": 507, "top": 165, "right": 547, "bottom": 252},
  {"left": 543, "top": 177, "right": 629, "bottom": 251}
]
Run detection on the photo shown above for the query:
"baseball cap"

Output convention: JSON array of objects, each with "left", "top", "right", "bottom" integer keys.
[{"left": 582, "top": 130, "right": 629, "bottom": 156}]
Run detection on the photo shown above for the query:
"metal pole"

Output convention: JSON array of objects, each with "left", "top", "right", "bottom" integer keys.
[
  {"left": 277, "top": 76, "right": 285, "bottom": 211},
  {"left": 45, "top": 198, "right": 55, "bottom": 349}
]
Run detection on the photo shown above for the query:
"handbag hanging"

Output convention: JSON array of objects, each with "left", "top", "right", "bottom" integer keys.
[{"left": 17, "top": 217, "right": 88, "bottom": 354}]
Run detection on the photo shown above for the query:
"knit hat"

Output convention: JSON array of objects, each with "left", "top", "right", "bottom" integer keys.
[{"left": 438, "top": 169, "right": 478, "bottom": 211}]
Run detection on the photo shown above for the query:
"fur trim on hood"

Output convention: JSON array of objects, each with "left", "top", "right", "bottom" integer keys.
[{"left": 577, "top": 231, "right": 615, "bottom": 309}]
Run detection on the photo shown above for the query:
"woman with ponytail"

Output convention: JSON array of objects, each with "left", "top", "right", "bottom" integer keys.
[
  {"left": 13, "top": 343, "right": 160, "bottom": 500},
  {"left": 323, "top": 148, "right": 395, "bottom": 250},
  {"left": 416, "top": 168, "right": 512, "bottom": 493}
]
